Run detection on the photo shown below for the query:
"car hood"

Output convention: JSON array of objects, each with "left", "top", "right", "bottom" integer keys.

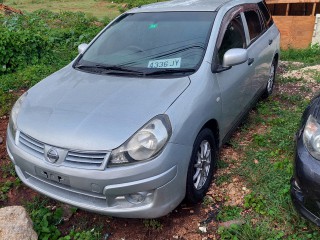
[{"left": 18, "top": 65, "right": 190, "bottom": 150}]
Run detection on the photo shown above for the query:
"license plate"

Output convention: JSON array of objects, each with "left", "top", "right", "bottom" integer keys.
[
  {"left": 35, "top": 167, "right": 70, "bottom": 186},
  {"left": 148, "top": 58, "right": 181, "bottom": 69}
]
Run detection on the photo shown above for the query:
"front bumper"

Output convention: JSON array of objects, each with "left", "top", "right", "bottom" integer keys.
[
  {"left": 291, "top": 135, "right": 320, "bottom": 225},
  {"left": 6, "top": 128, "right": 192, "bottom": 218}
]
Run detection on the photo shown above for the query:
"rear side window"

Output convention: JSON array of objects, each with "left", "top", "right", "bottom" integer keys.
[
  {"left": 258, "top": 1, "right": 274, "bottom": 28},
  {"left": 244, "top": 10, "right": 263, "bottom": 42}
]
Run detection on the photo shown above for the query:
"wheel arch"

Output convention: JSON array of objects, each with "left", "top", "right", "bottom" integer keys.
[{"left": 200, "top": 119, "right": 220, "bottom": 150}]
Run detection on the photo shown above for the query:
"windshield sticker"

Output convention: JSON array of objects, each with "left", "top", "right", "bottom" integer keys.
[
  {"left": 148, "top": 23, "right": 158, "bottom": 29},
  {"left": 148, "top": 58, "right": 181, "bottom": 69}
]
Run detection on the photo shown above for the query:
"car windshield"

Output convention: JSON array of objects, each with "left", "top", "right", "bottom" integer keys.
[{"left": 76, "top": 12, "right": 216, "bottom": 76}]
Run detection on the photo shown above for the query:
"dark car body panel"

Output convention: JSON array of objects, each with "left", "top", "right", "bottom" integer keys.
[{"left": 291, "top": 93, "right": 320, "bottom": 225}]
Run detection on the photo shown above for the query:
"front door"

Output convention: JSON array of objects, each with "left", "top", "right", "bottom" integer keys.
[{"left": 212, "top": 9, "right": 255, "bottom": 139}]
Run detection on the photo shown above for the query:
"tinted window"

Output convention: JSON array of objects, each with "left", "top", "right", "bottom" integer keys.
[
  {"left": 218, "top": 15, "right": 246, "bottom": 64},
  {"left": 78, "top": 12, "right": 216, "bottom": 73},
  {"left": 244, "top": 10, "right": 263, "bottom": 42},
  {"left": 258, "top": 1, "right": 274, "bottom": 28}
]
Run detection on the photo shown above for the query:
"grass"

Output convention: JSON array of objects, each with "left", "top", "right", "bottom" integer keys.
[
  {"left": 281, "top": 44, "right": 320, "bottom": 65},
  {"left": 3, "top": 0, "right": 120, "bottom": 20},
  {"left": 216, "top": 71, "right": 319, "bottom": 238}
]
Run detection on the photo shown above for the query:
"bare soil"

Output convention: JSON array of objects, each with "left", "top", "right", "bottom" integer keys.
[{"left": 0, "top": 62, "right": 319, "bottom": 239}]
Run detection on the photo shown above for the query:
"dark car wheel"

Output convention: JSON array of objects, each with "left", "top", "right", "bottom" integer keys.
[
  {"left": 186, "top": 128, "right": 217, "bottom": 203},
  {"left": 262, "top": 58, "right": 277, "bottom": 99}
]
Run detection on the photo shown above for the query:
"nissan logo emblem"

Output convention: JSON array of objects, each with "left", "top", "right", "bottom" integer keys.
[{"left": 47, "top": 148, "right": 59, "bottom": 163}]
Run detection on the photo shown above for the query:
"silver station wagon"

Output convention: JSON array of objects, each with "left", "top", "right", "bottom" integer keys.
[{"left": 7, "top": 0, "right": 280, "bottom": 218}]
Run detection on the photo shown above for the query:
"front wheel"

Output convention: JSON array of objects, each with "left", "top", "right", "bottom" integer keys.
[
  {"left": 186, "top": 128, "right": 217, "bottom": 203},
  {"left": 262, "top": 58, "right": 277, "bottom": 99}
]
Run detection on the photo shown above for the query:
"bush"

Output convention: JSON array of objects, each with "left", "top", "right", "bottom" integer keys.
[{"left": 0, "top": 10, "right": 106, "bottom": 74}]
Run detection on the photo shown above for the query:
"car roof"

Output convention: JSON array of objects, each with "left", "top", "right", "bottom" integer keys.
[{"left": 128, "top": 0, "right": 234, "bottom": 13}]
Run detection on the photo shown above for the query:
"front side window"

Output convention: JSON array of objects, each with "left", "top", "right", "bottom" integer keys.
[
  {"left": 218, "top": 14, "right": 246, "bottom": 64},
  {"left": 76, "top": 12, "right": 216, "bottom": 76},
  {"left": 244, "top": 10, "right": 263, "bottom": 42}
]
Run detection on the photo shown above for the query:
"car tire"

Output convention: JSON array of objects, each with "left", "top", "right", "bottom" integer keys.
[
  {"left": 186, "top": 128, "right": 217, "bottom": 203},
  {"left": 262, "top": 58, "right": 277, "bottom": 99}
]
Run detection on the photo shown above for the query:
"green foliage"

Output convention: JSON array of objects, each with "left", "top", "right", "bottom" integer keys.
[
  {"left": 0, "top": 178, "right": 21, "bottom": 202},
  {"left": 0, "top": 10, "right": 105, "bottom": 74},
  {"left": 30, "top": 206, "right": 63, "bottom": 240},
  {"left": 59, "top": 229, "right": 102, "bottom": 240},
  {"left": 1, "top": 161, "right": 16, "bottom": 178},
  {"left": 244, "top": 192, "right": 267, "bottom": 215},
  {"left": 26, "top": 197, "right": 101, "bottom": 239},
  {"left": 0, "top": 89, "right": 17, "bottom": 116},
  {"left": 0, "top": 15, "right": 53, "bottom": 73},
  {"left": 281, "top": 44, "right": 320, "bottom": 65},
  {"left": 0, "top": 181, "right": 14, "bottom": 201},
  {"left": 218, "top": 224, "right": 240, "bottom": 240},
  {"left": 202, "top": 195, "right": 214, "bottom": 206},
  {"left": 217, "top": 206, "right": 242, "bottom": 222},
  {"left": 143, "top": 219, "right": 163, "bottom": 230}
]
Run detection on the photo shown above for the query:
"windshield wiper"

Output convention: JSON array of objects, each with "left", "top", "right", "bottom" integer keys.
[
  {"left": 146, "top": 68, "right": 196, "bottom": 76},
  {"left": 75, "top": 64, "right": 144, "bottom": 75}
]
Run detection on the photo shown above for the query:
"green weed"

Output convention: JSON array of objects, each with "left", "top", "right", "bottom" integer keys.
[
  {"left": 26, "top": 197, "right": 102, "bottom": 239},
  {"left": 143, "top": 219, "right": 163, "bottom": 230},
  {"left": 202, "top": 195, "right": 215, "bottom": 206},
  {"left": 281, "top": 44, "right": 320, "bottom": 65},
  {"left": 217, "top": 206, "right": 242, "bottom": 222}
]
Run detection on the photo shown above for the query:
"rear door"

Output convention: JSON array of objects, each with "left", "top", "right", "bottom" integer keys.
[{"left": 242, "top": 3, "right": 274, "bottom": 98}]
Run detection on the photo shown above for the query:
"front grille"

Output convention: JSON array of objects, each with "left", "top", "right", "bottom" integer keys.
[
  {"left": 64, "top": 150, "right": 109, "bottom": 170},
  {"left": 18, "top": 131, "right": 109, "bottom": 170},
  {"left": 18, "top": 132, "right": 45, "bottom": 159}
]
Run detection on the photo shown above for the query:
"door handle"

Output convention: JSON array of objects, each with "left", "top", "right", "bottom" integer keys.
[
  {"left": 269, "top": 39, "right": 273, "bottom": 45},
  {"left": 248, "top": 58, "right": 254, "bottom": 65}
]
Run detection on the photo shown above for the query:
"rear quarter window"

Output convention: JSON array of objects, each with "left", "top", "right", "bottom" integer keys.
[{"left": 258, "top": 1, "right": 274, "bottom": 28}]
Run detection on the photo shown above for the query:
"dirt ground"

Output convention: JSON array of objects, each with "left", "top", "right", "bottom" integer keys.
[{"left": 0, "top": 62, "right": 319, "bottom": 239}]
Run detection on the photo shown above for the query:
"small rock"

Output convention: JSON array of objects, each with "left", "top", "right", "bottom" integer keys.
[
  {"left": 219, "top": 219, "right": 245, "bottom": 228},
  {"left": 199, "top": 226, "right": 207, "bottom": 233},
  {"left": 62, "top": 204, "right": 76, "bottom": 221},
  {"left": 0, "top": 206, "right": 38, "bottom": 240},
  {"left": 190, "top": 210, "right": 194, "bottom": 214},
  {"left": 104, "top": 233, "right": 111, "bottom": 240},
  {"left": 229, "top": 189, "right": 236, "bottom": 195},
  {"left": 0, "top": 137, "right": 3, "bottom": 144},
  {"left": 173, "top": 235, "right": 179, "bottom": 239}
]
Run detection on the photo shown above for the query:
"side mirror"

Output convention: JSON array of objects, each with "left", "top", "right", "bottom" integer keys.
[
  {"left": 223, "top": 48, "right": 248, "bottom": 68},
  {"left": 78, "top": 43, "right": 89, "bottom": 54}
]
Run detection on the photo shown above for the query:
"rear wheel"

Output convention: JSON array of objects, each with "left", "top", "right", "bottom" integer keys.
[
  {"left": 262, "top": 58, "right": 277, "bottom": 99},
  {"left": 186, "top": 128, "right": 217, "bottom": 203}
]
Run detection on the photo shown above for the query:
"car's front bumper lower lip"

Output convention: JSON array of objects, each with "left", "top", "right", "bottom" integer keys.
[
  {"left": 291, "top": 135, "right": 320, "bottom": 225},
  {"left": 6, "top": 127, "right": 192, "bottom": 218}
]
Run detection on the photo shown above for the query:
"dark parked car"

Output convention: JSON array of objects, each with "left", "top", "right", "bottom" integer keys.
[{"left": 291, "top": 93, "right": 320, "bottom": 225}]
